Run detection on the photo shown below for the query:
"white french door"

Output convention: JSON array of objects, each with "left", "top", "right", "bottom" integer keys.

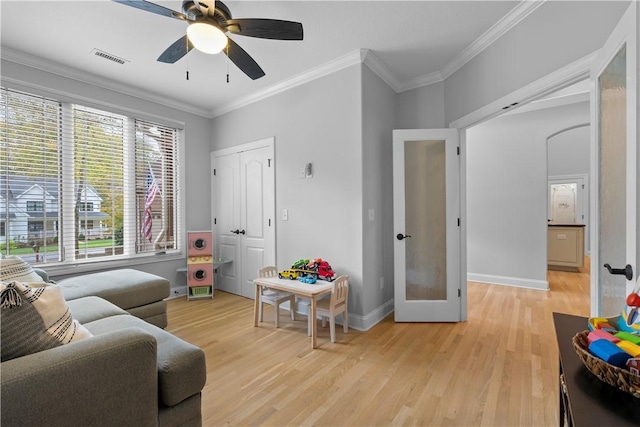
[
  {"left": 591, "top": 2, "right": 638, "bottom": 316},
  {"left": 211, "top": 137, "right": 276, "bottom": 299},
  {"left": 393, "top": 129, "right": 461, "bottom": 322}
]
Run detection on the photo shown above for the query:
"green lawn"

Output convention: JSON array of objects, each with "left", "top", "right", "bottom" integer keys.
[{"left": 3, "top": 239, "right": 116, "bottom": 255}]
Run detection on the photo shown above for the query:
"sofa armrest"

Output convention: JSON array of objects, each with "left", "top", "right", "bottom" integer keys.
[
  {"left": 32, "top": 267, "right": 49, "bottom": 282},
  {"left": 1, "top": 328, "right": 158, "bottom": 427}
]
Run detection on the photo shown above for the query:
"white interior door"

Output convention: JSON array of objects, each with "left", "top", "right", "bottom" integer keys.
[
  {"left": 393, "top": 129, "right": 461, "bottom": 322},
  {"left": 591, "top": 2, "right": 638, "bottom": 316},
  {"left": 212, "top": 151, "right": 241, "bottom": 294},
  {"left": 239, "top": 145, "right": 275, "bottom": 298},
  {"left": 211, "top": 137, "right": 275, "bottom": 298}
]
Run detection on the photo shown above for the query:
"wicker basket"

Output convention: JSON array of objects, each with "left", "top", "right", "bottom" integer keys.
[{"left": 572, "top": 330, "right": 640, "bottom": 398}]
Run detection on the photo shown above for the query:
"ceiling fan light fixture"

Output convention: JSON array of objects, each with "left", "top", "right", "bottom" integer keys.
[{"left": 187, "top": 21, "right": 227, "bottom": 54}]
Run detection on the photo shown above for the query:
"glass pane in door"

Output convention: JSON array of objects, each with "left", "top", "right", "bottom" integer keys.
[
  {"left": 404, "top": 140, "right": 446, "bottom": 300},
  {"left": 550, "top": 183, "right": 578, "bottom": 223},
  {"left": 599, "top": 44, "right": 627, "bottom": 316}
]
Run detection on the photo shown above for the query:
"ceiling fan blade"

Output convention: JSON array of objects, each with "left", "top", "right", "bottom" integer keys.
[
  {"left": 226, "top": 19, "right": 303, "bottom": 40},
  {"left": 224, "top": 38, "right": 265, "bottom": 80},
  {"left": 157, "top": 35, "right": 193, "bottom": 63},
  {"left": 112, "top": 0, "right": 187, "bottom": 21}
]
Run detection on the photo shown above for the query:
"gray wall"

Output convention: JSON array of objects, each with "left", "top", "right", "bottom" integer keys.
[
  {"left": 548, "top": 124, "right": 590, "bottom": 177},
  {"left": 361, "top": 65, "right": 395, "bottom": 319},
  {"left": 444, "top": 1, "right": 628, "bottom": 124},
  {"left": 466, "top": 102, "right": 590, "bottom": 288},
  {"left": 395, "top": 82, "right": 445, "bottom": 129},
  {"left": 1, "top": 59, "right": 212, "bottom": 288},
  {"left": 210, "top": 65, "right": 369, "bottom": 321}
]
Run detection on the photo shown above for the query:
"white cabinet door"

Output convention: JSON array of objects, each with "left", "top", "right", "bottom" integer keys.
[{"left": 212, "top": 138, "right": 275, "bottom": 298}]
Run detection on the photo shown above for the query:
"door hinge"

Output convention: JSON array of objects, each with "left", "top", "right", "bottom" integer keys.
[
  {"left": 458, "top": 289, "right": 461, "bottom": 297},
  {"left": 457, "top": 218, "right": 460, "bottom": 227},
  {"left": 213, "top": 169, "right": 216, "bottom": 176},
  {"left": 457, "top": 147, "right": 460, "bottom": 155},
  {"left": 268, "top": 159, "right": 271, "bottom": 167},
  {"left": 582, "top": 184, "right": 585, "bottom": 189},
  {"left": 268, "top": 218, "right": 271, "bottom": 226},
  {"left": 214, "top": 218, "right": 217, "bottom": 225}
]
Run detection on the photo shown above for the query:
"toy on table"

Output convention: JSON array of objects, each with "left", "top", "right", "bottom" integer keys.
[
  {"left": 286, "top": 258, "right": 336, "bottom": 282},
  {"left": 298, "top": 274, "right": 317, "bottom": 284}
]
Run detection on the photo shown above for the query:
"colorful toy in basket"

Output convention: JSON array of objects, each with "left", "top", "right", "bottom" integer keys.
[{"left": 620, "top": 276, "right": 640, "bottom": 332}]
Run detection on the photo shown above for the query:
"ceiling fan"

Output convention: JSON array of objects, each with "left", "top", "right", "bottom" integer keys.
[{"left": 113, "top": 0, "right": 304, "bottom": 80}]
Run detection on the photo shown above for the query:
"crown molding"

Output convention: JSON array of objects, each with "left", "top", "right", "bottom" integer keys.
[
  {"left": 440, "top": 0, "right": 546, "bottom": 80},
  {"left": 361, "top": 50, "right": 401, "bottom": 92},
  {"left": 398, "top": 71, "right": 444, "bottom": 93},
  {"left": 211, "top": 49, "right": 365, "bottom": 117},
  {"left": 1, "top": 47, "right": 212, "bottom": 118}
]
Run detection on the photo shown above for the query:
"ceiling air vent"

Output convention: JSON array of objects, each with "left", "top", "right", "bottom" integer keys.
[{"left": 90, "top": 48, "right": 129, "bottom": 65}]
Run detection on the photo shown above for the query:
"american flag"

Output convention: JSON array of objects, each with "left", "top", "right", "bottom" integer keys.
[{"left": 142, "top": 166, "right": 160, "bottom": 242}]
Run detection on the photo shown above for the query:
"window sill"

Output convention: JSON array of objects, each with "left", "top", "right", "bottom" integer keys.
[{"left": 40, "top": 252, "right": 185, "bottom": 277}]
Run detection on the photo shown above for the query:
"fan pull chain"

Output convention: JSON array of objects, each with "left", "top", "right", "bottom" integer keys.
[
  {"left": 226, "top": 44, "right": 230, "bottom": 83},
  {"left": 186, "top": 38, "right": 190, "bottom": 81}
]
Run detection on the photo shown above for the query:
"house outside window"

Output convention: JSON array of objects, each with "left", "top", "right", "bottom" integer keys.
[{"left": 0, "top": 87, "right": 181, "bottom": 265}]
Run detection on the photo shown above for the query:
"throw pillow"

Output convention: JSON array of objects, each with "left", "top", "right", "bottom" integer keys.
[
  {"left": 0, "top": 281, "right": 92, "bottom": 362},
  {"left": 0, "top": 255, "right": 46, "bottom": 286}
]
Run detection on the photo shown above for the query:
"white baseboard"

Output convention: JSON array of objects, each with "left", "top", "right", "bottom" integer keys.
[
  {"left": 295, "top": 298, "right": 394, "bottom": 331},
  {"left": 168, "top": 286, "right": 187, "bottom": 299},
  {"left": 467, "top": 273, "right": 549, "bottom": 291}
]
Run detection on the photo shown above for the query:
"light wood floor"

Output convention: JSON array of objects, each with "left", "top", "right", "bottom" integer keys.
[{"left": 166, "top": 260, "right": 590, "bottom": 427}]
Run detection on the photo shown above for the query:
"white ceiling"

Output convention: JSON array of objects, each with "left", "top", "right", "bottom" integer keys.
[{"left": 1, "top": 1, "right": 524, "bottom": 117}]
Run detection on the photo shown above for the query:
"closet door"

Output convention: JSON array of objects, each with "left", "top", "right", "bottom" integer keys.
[{"left": 211, "top": 137, "right": 275, "bottom": 298}]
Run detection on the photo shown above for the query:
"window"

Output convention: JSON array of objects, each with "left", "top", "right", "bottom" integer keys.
[
  {"left": 28, "top": 222, "right": 44, "bottom": 232},
  {"left": 78, "top": 202, "right": 94, "bottom": 212},
  {"left": 80, "top": 220, "right": 94, "bottom": 229},
  {"left": 26, "top": 201, "right": 44, "bottom": 211},
  {"left": 0, "top": 87, "right": 181, "bottom": 265}
]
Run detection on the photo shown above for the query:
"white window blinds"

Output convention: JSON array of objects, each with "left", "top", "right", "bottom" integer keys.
[
  {"left": 1, "top": 86, "right": 181, "bottom": 265},
  {"left": 0, "top": 88, "right": 61, "bottom": 263}
]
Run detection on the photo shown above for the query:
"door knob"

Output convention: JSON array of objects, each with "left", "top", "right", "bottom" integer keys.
[
  {"left": 239, "top": 229, "right": 246, "bottom": 235},
  {"left": 230, "top": 229, "right": 240, "bottom": 235},
  {"left": 603, "top": 263, "right": 633, "bottom": 281},
  {"left": 396, "top": 233, "right": 412, "bottom": 241}
]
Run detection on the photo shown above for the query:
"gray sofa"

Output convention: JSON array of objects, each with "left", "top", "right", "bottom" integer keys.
[
  {"left": 1, "top": 270, "right": 207, "bottom": 427},
  {"left": 52, "top": 268, "right": 171, "bottom": 328}
]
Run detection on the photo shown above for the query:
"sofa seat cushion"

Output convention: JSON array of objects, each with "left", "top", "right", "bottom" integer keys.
[
  {"left": 1, "top": 282, "right": 92, "bottom": 362},
  {"left": 58, "top": 269, "right": 170, "bottom": 310},
  {"left": 85, "top": 314, "right": 206, "bottom": 407},
  {"left": 67, "top": 296, "right": 128, "bottom": 324}
]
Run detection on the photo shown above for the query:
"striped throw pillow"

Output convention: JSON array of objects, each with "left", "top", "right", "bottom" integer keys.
[
  {"left": 1, "top": 281, "right": 92, "bottom": 362},
  {"left": 0, "top": 256, "right": 46, "bottom": 286}
]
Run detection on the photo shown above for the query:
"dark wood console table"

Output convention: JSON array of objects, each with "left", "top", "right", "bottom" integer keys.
[{"left": 553, "top": 312, "right": 640, "bottom": 426}]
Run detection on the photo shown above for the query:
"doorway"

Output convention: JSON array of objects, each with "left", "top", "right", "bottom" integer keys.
[{"left": 464, "top": 84, "right": 591, "bottom": 292}]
